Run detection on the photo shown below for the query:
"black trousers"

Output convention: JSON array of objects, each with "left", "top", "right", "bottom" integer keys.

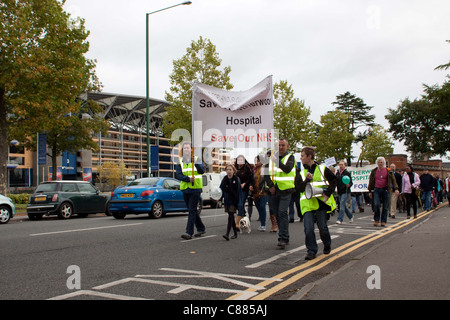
[{"left": 405, "top": 193, "right": 418, "bottom": 216}]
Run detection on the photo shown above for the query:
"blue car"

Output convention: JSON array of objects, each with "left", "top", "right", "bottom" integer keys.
[{"left": 109, "top": 177, "right": 202, "bottom": 219}]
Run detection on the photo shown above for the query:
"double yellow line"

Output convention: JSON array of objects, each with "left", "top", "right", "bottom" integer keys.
[{"left": 227, "top": 204, "right": 445, "bottom": 300}]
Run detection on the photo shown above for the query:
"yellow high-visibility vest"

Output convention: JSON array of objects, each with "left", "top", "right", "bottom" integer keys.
[
  {"left": 179, "top": 158, "right": 203, "bottom": 190},
  {"left": 300, "top": 165, "right": 336, "bottom": 215},
  {"left": 269, "top": 153, "right": 296, "bottom": 191}
]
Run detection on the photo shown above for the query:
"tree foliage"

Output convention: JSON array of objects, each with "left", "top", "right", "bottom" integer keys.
[
  {"left": 97, "top": 161, "right": 132, "bottom": 190},
  {"left": 0, "top": 0, "right": 103, "bottom": 192},
  {"left": 332, "top": 91, "right": 376, "bottom": 135},
  {"left": 273, "top": 80, "right": 315, "bottom": 152},
  {"left": 360, "top": 125, "right": 394, "bottom": 163},
  {"left": 386, "top": 78, "right": 450, "bottom": 159},
  {"left": 387, "top": 41, "right": 450, "bottom": 160},
  {"left": 331, "top": 91, "right": 376, "bottom": 165},
  {"left": 163, "top": 36, "right": 233, "bottom": 143},
  {"left": 314, "top": 109, "right": 354, "bottom": 163}
]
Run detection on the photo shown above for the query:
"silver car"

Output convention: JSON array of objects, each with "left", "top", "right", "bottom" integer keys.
[{"left": 0, "top": 194, "right": 16, "bottom": 224}]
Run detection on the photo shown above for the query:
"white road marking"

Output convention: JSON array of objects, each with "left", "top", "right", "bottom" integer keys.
[
  {"left": 29, "top": 223, "right": 143, "bottom": 237},
  {"left": 93, "top": 268, "right": 282, "bottom": 300},
  {"left": 245, "top": 235, "right": 339, "bottom": 269},
  {"left": 48, "top": 289, "right": 150, "bottom": 300},
  {"left": 180, "top": 235, "right": 217, "bottom": 242}
]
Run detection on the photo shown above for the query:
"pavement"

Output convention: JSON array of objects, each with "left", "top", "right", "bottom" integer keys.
[{"left": 290, "top": 203, "right": 450, "bottom": 300}]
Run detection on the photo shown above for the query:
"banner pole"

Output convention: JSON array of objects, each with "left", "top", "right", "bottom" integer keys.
[{"left": 191, "top": 147, "right": 195, "bottom": 186}]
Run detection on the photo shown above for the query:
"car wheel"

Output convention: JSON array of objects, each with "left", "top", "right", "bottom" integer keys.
[
  {"left": 58, "top": 202, "right": 73, "bottom": 219},
  {"left": 0, "top": 205, "right": 11, "bottom": 224},
  {"left": 105, "top": 201, "right": 112, "bottom": 216},
  {"left": 197, "top": 201, "right": 202, "bottom": 214},
  {"left": 149, "top": 201, "right": 163, "bottom": 219},
  {"left": 112, "top": 211, "right": 126, "bottom": 219},
  {"left": 211, "top": 200, "right": 222, "bottom": 208}
]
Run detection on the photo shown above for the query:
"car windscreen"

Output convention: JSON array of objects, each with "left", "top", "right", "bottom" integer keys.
[
  {"left": 128, "top": 178, "right": 160, "bottom": 186},
  {"left": 35, "top": 183, "right": 58, "bottom": 193}
]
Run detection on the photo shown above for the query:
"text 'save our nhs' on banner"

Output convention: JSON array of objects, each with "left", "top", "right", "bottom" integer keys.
[{"left": 192, "top": 75, "right": 275, "bottom": 151}]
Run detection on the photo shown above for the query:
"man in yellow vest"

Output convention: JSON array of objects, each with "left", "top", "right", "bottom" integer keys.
[
  {"left": 264, "top": 138, "right": 296, "bottom": 249},
  {"left": 296, "top": 146, "right": 337, "bottom": 260},
  {"left": 175, "top": 142, "right": 206, "bottom": 240}
]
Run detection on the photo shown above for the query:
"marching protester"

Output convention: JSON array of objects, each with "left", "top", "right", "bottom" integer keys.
[
  {"left": 175, "top": 142, "right": 206, "bottom": 240},
  {"left": 335, "top": 160, "right": 353, "bottom": 224},
  {"left": 220, "top": 164, "right": 241, "bottom": 241},
  {"left": 296, "top": 146, "right": 337, "bottom": 260},
  {"left": 445, "top": 174, "right": 450, "bottom": 207},
  {"left": 234, "top": 155, "right": 253, "bottom": 229},
  {"left": 389, "top": 163, "right": 403, "bottom": 218},
  {"left": 264, "top": 151, "right": 278, "bottom": 232},
  {"left": 435, "top": 174, "right": 444, "bottom": 204},
  {"left": 264, "top": 138, "right": 296, "bottom": 249},
  {"left": 249, "top": 155, "right": 268, "bottom": 231},
  {"left": 368, "top": 157, "right": 399, "bottom": 227},
  {"left": 402, "top": 164, "right": 421, "bottom": 219},
  {"left": 419, "top": 169, "right": 434, "bottom": 211}
]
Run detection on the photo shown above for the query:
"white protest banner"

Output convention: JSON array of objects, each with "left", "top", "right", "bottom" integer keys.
[
  {"left": 347, "top": 165, "right": 376, "bottom": 192},
  {"left": 192, "top": 75, "right": 274, "bottom": 149},
  {"left": 324, "top": 156, "right": 336, "bottom": 167}
]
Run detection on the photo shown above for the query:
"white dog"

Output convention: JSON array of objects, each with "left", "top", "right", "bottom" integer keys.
[{"left": 239, "top": 215, "right": 251, "bottom": 234}]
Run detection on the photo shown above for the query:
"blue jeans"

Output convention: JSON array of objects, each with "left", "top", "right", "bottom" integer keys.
[
  {"left": 238, "top": 190, "right": 249, "bottom": 217},
  {"left": 183, "top": 192, "right": 205, "bottom": 236},
  {"left": 268, "top": 193, "right": 291, "bottom": 243},
  {"left": 254, "top": 196, "right": 268, "bottom": 227},
  {"left": 422, "top": 191, "right": 432, "bottom": 210},
  {"left": 289, "top": 193, "right": 301, "bottom": 220},
  {"left": 338, "top": 192, "right": 353, "bottom": 222},
  {"left": 373, "top": 187, "right": 389, "bottom": 223},
  {"left": 303, "top": 209, "right": 331, "bottom": 255},
  {"left": 352, "top": 193, "right": 362, "bottom": 212}
]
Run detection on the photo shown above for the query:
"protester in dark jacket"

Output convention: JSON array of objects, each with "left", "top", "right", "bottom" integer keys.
[
  {"left": 335, "top": 160, "right": 353, "bottom": 224},
  {"left": 220, "top": 165, "right": 242, "bottom": 241},
  {"left": 234, "top": 155, "right": 254, "bottom": 226},
  {"left": 420, "top": 169, "right": 435, "bottom": 211}
]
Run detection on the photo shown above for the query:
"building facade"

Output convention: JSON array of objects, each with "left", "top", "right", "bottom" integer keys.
[{"left": 7, "top": 92, "right": 230, "bottom": 191}]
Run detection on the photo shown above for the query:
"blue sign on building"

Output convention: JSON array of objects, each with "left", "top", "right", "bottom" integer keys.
[
  {"left": 38, "top": 133, "right": 47, "bottom": 165},
  {"left": 151, "top": 145, "right": 159, "bottom": 171},
  {"left": 62, "top": 151, "right": 77, "bottom": 175}
]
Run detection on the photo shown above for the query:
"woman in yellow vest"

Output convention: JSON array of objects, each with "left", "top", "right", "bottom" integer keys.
[
  {"left": 296, "top": 146, "right": 337, "bottom": 260},
  {"left": 175, "top": 142, "right": 206, "bottom": 240}
]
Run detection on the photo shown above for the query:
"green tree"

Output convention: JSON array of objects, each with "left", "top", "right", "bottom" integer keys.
[
  {"left": 359, "top": 125, "right": 394, "bottom": 163},
  {"left": 386, "top": 78, "right": 450, "bottom": 159},
  {"left": 386, "top": 42, "right": 449, "bottom": 160},
  {"left": 273, "top": 80, "right": 315, "bottom": 152},
  {"left": 332, "top": 91, "right": 376, "bottom": 165},
  {"left": 0, "top": 0, "right": 100, "bottom": 193},
  {"left": 314, "top": 109, "right": 354, "bottom": 163},
  {"left": 162, "top": 36, "right": 233, "bottom": 143},
  {"left": 97, "top": 161, "right": 132, "bottom": 190}
]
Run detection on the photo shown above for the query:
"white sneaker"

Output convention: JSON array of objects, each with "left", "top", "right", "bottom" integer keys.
[
  {"left": 258, "top": 226, "right": 266, "bottom": 231},
  {"left": 349, "top": 218, "right": 354, "bottom": 223},
  {"left": 336, "top": 220, "right": 342, "bottom": 225}
]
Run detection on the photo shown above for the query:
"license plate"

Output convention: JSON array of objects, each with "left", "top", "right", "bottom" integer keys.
[
  {"left": 120, "top": 194, "right": 134, "bottom": 198},
  {"left": 35, "top": 196, "right": 47, "bottom": 202}
]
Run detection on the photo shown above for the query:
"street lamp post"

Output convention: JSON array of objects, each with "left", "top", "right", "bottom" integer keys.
[{"left": 146, "top": 1, "right": 192, "bottom": 177}]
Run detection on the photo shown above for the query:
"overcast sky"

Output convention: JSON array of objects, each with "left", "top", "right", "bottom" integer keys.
[{"left": 64, "top": 0, "right": 449, "bottom": 159}]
